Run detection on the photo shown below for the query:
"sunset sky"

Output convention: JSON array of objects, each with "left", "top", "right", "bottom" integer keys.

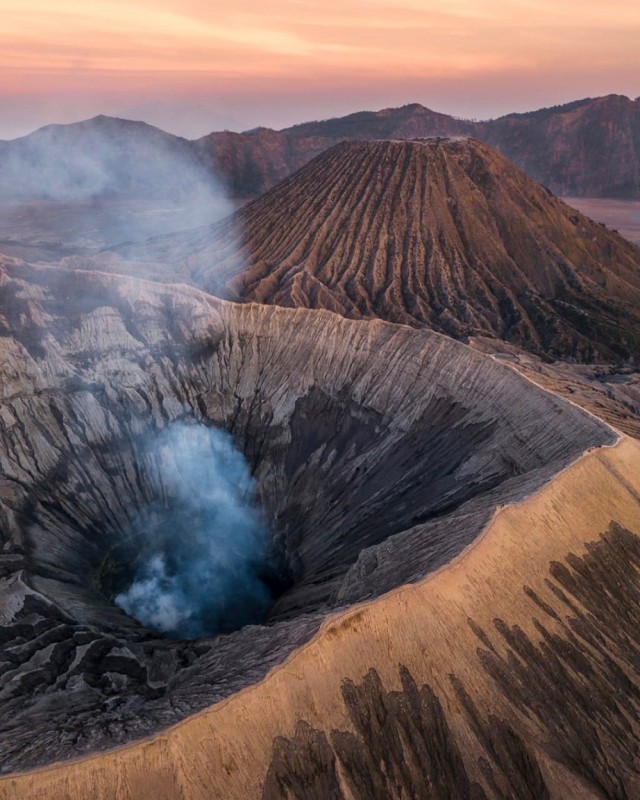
[{"left": 0, "top": 0, "right": 638, "bottom": 139}]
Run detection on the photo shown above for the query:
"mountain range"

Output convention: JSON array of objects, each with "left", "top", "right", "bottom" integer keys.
[
  {"left": 1, "top": 94, "right": 639, "bottom": 201},
  {"left": 202, "top": 94, "right": 640, "bottom": 199}
]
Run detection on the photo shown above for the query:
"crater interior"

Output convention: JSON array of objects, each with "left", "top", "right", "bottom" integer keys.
[{"left": 0, "top": 262, "right": 614, "bottom": 770}]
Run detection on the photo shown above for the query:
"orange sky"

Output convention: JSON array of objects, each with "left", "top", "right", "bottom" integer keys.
[{"left": 0, "top": 0, "right": 638, "bottom": 138}]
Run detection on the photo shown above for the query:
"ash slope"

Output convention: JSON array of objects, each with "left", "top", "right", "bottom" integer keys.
[
  {"left": 0, "top": 257, "right": 614, "bottom": 771},
  {"left": 3, "top": 411, "right": 640, "bottom": 799},
  {"left": 144, "top": 138, "right": 640, "bottom": 362}
]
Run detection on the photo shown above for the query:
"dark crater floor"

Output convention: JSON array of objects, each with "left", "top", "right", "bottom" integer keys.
[{"left": 0, "top": 262, "right": 614, "bottom": 770}]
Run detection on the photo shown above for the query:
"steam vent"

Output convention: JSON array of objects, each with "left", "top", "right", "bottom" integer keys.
[{"left": 1, "top": 139, "right": 640, "bottom": 799}]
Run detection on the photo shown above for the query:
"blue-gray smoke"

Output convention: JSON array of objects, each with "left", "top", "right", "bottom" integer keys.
[
  {"left": 115, "top": 422, "right": 272, "bottom": 639},
  {"left": 0, "top": 116, "right": 236, "bottom": 251}
]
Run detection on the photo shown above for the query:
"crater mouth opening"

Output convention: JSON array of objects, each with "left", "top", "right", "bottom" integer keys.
[{"left": 96, "top": 421, "right": 293, "bottom": 640}]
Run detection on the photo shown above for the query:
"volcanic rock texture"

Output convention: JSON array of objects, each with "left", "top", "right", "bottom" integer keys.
[
  {"left": 1, "top": 124, "right": 640, "bottom": 800},
  {"left": 0, "top": 255, "right": 615, "bottom": 774}
]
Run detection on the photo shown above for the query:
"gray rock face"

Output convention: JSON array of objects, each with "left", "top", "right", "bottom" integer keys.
[{"left": 0, "top": 258, "right": 614, "bottom": 771}]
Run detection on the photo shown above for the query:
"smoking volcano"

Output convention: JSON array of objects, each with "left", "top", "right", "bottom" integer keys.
[
  {"left": 0, "top": 258, "right": 614, "bottom": 772},
  {"left": 110, "top": 423, "right": 276, "bottom": 639}
]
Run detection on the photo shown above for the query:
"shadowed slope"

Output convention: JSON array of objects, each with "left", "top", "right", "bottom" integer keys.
[
  {"left": 482, "top": 94, "right": 640, "bottom": 199},
  {"left": 157, "top": 138, "right": 640, "bottom": 361}
]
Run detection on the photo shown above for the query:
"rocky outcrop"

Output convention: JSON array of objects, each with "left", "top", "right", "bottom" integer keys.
[{"left": 0, "top": 256, "right": 614, "bottom": 772}]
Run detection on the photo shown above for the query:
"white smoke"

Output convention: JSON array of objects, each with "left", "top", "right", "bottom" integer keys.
[
  {"left": 115, "top": 423, "right": 273, "bottom": 639},
  {"left": 0, "top": 116, "right": 235, "bottom": 249}
]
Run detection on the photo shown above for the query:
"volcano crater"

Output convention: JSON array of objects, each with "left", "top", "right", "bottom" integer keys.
[{"left": 0, "top": 262, "right": 614, "bottom": 770}]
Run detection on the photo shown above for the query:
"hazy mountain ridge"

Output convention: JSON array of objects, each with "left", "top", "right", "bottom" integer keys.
[
  {"left": 201, "top": 94, "right": 640, "bottom": 198},
  {"left": 1, "top": 94, "right": 639, "bottom": 200},
  {"left": 0, "top": 115, "right": 201, "bottom": 200}
]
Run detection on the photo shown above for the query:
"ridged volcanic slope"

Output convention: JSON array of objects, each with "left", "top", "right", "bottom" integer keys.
[{"left": 170, "top": 138, "right": 640, "bottom": 361}]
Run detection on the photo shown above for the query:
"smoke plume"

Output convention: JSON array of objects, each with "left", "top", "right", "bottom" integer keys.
[
  {"left": 115, "top": 422, "right": 273, "bottom": 639},
  {"left": 0, "top": 115, "right": 235, "bottom": 249}
]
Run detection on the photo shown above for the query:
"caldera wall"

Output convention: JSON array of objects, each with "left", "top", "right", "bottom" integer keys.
[{"left": 0, "top": 259, "right": 619, "bottom": 779}]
